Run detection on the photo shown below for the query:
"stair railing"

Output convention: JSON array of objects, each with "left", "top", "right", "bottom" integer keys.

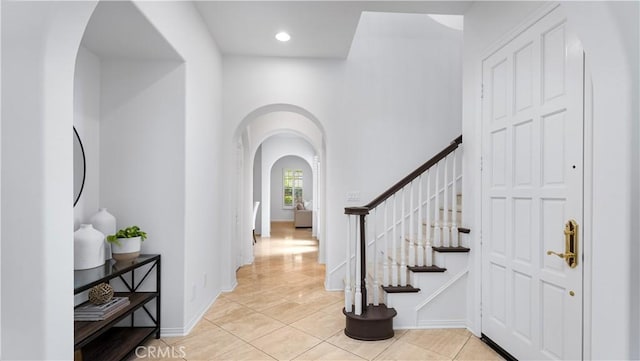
[{"left": 344, "top": 135, "right": 462, "bottom": 315}]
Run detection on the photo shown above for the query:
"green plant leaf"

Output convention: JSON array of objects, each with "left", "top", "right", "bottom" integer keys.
[{"left": 106, "top": 225, "right": 148, "bottom": 244}]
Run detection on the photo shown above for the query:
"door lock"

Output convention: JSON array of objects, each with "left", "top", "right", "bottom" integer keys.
[{"left": 546, "top": 219, "right": 579, "bottom": 268}]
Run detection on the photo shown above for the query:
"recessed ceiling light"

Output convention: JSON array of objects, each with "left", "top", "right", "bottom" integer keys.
[{"left": 275, "top": 32, "right": 291, "bottom": 42}]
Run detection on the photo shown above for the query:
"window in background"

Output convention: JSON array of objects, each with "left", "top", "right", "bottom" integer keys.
[{"left": 283, "top": 169, "right": 303, "bottom": 208}]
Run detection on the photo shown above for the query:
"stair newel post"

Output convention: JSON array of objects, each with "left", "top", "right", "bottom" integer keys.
[
  {"left": 443, "top": 155, "right": 451, "bottom": 248},
  {"left": 434, "top": 161, "right": 441, "bottom": 248},
  {"left": 372, "top": 208, "right": 379, "bottom": 306},
  {"left": 391, "top": 194, "right": 399, "bottom": 286},
  {"left": 383, "top": 201, "right": 390, "bottom": 287},
  {"left": 360, "top": 213, "right": 368, "bottom": 310},
  {"left": 451, "top": 149, "right": 459, "bottom": 247},
  {"left": 400, "top": 187, "right": 407, "bottom": 287},
  {"left": 426, "top": 169, "right": 433, "bottom": 266},
  {"left": 345, "top": 215, "right": 353, "bottom": 313},
  {"left": 354, "top": 215, "right": 362, "bottom": 315},
  {"left": 417, "top": 174, "right": 424, "bottom": 267},
  {"left": 408, "top": 180, "right": 416, "bottom": 268}
]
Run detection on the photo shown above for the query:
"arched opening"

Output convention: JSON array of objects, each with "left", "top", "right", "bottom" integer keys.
[
  {"left": 232, "top": 106, "right": 327, "bottom": 274},
  {"left": 254, "top": 137, "right": 316, "bottom": 237}
]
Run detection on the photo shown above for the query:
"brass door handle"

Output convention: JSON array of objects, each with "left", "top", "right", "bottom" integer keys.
[
  {"left": 546, "top": 220, "right": 578, "bottom": 268},
  {"left": 546, "top": 250, "right": 575, "bottom": 259}
]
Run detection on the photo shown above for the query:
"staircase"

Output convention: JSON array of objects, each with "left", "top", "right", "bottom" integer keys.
[{"left": 343, "top": 135, "right": 468, "bottom": 340}]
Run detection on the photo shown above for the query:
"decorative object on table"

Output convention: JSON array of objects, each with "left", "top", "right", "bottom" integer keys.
[
  {"left": 74, "top": 224, "right": 105, "bottom": 270},
  {"left": 107, "top": 225, "right": 148, "bottom": 261},
  {"left": 88, "top": 283, "right": 114, "bottom": 305},
  {"left": 90, "top": 208, "right": 116, "bottom": 260},
  {"left": 74, "top": 296, "right": 130, "bottom": 321}
]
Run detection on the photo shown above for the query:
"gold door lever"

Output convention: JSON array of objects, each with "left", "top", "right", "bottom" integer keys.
[
  {"left": 546, "top": 250, "right": 575, "bottom": 259},
  {"left": 546, "top": 220, "right": 579, "bottom": 268}
]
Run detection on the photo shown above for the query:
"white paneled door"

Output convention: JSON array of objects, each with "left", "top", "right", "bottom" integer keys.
[{"left": 481, "top": 6, "right": 584, "bottom": 360}]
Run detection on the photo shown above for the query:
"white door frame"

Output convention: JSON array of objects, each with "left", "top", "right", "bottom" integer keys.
[{"left": 470, "top": 2, "right": 594, "bottom": 358}]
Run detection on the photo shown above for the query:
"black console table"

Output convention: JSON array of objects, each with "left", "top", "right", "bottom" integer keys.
[{"left": 74, "top": 254, "right": 161, "bottom": 361}]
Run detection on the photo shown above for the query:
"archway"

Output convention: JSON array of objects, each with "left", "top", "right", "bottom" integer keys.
[
  {"left": 256, "top": 136, "right": 316, "bottom": 237},
  {"left": 233, "top": 105, "right": 327, "bottom": 272}
]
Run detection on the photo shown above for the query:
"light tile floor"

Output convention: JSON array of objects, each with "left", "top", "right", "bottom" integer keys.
[{"left": 135, "top": 222, "right": 503, "bottom": 361}]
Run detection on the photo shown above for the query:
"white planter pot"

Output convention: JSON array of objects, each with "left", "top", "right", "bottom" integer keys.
[
  {"left": 89, "top": 208, "right": 116, "bottom": 260},
  {"left": 74, "top": 224, "right": 105, "bottom": 270},
  {"left": 111, "top": 236, "right": 141, "bottom": 261}
]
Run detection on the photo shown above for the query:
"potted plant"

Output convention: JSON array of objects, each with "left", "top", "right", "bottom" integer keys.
[{"left": 107, "top": 226, "right": 148, "bottom": 261}]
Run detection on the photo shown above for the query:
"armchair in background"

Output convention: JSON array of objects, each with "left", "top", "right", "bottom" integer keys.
[{"left": 294, "top": 201, "right": 312, "bottom": 228}]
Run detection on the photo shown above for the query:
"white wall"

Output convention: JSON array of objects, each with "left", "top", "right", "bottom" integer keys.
[
  {"left": 73, "top": 46, "right": 101, "bottom": 229},
  {"left": 1, "top": 2, "right": 98, "bottom": 359},
  {"left": 224, "top": 12, "right": 463, "bottom": 290},
  {"left": 1, "top": 2, "right": 225, "bottom": 358},
  {"left": 133, "top": 1, "right": 226, "bottom": 333},
  {"left": 253, "top": 145, "right": 262, "bottom": 234},
  {"left": 270, "top": 156, "right": 313, "bottom": 221},
  {"left": 461, "top": 2, "right": 640, "bottom": 359},
  {"left": 100, "top": 58, "right": 186, "bottom": 333}
]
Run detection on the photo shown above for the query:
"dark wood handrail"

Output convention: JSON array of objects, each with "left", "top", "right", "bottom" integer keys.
[{"left": 345, "top": 135, "right": 462, "bottom": 215}]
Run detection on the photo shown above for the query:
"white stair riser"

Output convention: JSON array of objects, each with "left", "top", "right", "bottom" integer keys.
[{"left": 384, "top": 252, "right": 469, "bottom": 328}]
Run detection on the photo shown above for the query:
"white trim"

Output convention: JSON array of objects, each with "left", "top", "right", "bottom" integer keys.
[
  {"left": 582, "top": 55, "right": 594, "bottom": 361},
  {"left": 180, "top": 292, "right": 221, "bottom": 337},
  {"left": 416, "top": 320, "right": 468, "bottom": 329},
  {"left": 480, "top": 3, "right": 560, "bottom": 63},
  {"left": 415, "top": 268, "right": 469, "bottom": 311},
  {"left": 221, "top": 281, "right": 238, "bottom": 293},
  {"left": 160, "top": 292, "right": 221, "bottom": 337},
  {"left": 160, "top": 327, "right": 187, "bottom": 338}
]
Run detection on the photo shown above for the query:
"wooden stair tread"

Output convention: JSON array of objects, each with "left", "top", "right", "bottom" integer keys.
[
  {"left": 381, "top": 285, "right": 421, "bottom": 293},
  {"left": 432, "top": 246, "right": 470, "bottom": 253},
  {"left": 407, "top": 265, "right": 446, "bottom": 273}
]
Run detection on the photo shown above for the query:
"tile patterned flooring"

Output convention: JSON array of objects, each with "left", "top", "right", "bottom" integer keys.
[{"left": 136, "top": 222, "right": 502, "bottom": 360}]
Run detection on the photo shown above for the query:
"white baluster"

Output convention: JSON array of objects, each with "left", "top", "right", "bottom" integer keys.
[
  {"left": 443, "top": 155, "right": 450, "bottom": 247},
  {"left": 400, "top": 188, "right": 407, "bottom": 286},
  {"left": 354, "top": 216, "right": 362, "bottom": 315},
  {"left": 425, "top": 170, "right": 433, "bottom": 266},
  {"left": 417, "top": 174, "right": 424, "bottom": 267},
  {"left": 345, "top": 215, "right": 352, "bottom": 312},
  {"left": 434, "top": 162, "right": 441, "bottom": 248},
  {"left": 383, "top": 201, "right": 389, "bottom": 286},
  {"left": 391, "top": 194, "right": 398, "bottom": 286},
  {"left": 372, "top": 208, "right": 379, "bottom": 306},
  {"left": 408, "top": 181, "right": 415, "bottom": 267},
  {"left": 452, "top": 149, "right": 459, "bottom": 247}
]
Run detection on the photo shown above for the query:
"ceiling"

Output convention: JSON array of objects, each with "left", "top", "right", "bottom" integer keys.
[
  {"left": 81, "top": 1, "right": 182, "bottom": 60},
  {"left": 194, "top": 1, "right": 472, "bottom": 59}
]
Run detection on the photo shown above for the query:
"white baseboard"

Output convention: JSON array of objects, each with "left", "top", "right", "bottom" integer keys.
[
  {"left": 160, "top": 292, "right": 220, "bottom": 338},
  {"left": 416, "top": 319, "right": 468, "bottom": 329},
  {"left": 324, "top": 284, "right": 343, "bottom": 292},
  {"left": 160, "top": 327, "right": 187, "bottom": 338},
  {"left": 222, "top": 281, "right": 238, "bottom": 293}
]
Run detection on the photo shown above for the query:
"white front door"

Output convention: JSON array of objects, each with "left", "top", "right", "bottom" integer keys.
[{"left": 481, "top": 6, "right": 584, "bottom": 360}]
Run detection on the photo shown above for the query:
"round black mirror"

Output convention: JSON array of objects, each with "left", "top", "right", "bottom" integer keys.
[{"left": 73, "top": 127, "right": 86, "bottom": 207}]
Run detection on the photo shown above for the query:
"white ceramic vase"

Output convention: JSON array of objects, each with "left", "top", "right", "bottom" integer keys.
[
  {"left": 74, "top": 224, "right": 105, "bottom": 270},
  {"left": 90, "top": 208, "right": 116, "bottom": 260},
  {"left": 111, "top": 236, "right": 141, "bottom": 262}
]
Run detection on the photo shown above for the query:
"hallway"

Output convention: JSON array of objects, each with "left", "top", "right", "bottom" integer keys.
[{"left": 145, "top": 222, "right": 502, "bottom": 360}]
